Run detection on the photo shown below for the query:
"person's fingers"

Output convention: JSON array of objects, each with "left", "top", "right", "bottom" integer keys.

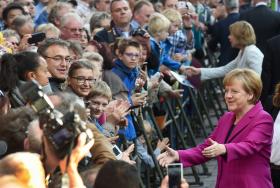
[
  {"left": 157, "top": 152, "right": 166, "bottom": 161},
  {"left": 83, "top": 138, "right": 95, "bottom": 154},
  {"left": 181, "top": 178, "right": 189, "bottom": 188},
  {"left": 108, "top": 136, "right": 119, "bottom": 142},
  {"left": 208, "top": 138, "right": 217, "bottom": 145},
  {"left": 160, "top": 176, "right": 169, "bottom": 188},
  {"left": 76, "top": 132, "right": 87, "bottom": 148}
]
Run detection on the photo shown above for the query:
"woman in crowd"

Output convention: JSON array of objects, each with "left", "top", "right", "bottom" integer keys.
[
  {"left": 0, "top": 51, "right": 51, "bottom": 108},
  {"left": 186, "top": 21, "right": 263, "bottom": 80},
  {"left": 270, "top": 82, "right": 280, "bottom": 188},
  {"left": 66, "top": 60, "right": 97, "bottom": 99},
  {"left": 158, "top": 69, "right": 274, "bottom": 188}
]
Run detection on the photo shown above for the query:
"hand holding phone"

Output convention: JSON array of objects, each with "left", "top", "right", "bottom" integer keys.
[
  {"left": 167, "top": 163, "right": 183, "bottom": 188},
  {"left": 28, "top": 32, "right": 46, "bottom": 44},
  {"left": 112, "top": 145, "right": 123, "bottom": 160}
]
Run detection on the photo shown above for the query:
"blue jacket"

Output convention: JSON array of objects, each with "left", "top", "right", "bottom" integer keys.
[
  {"left": 148, "top": 37, "right": 181, "bottom": 76},
  {"left": 112, "top": 59, "right": 139, "bottom": 140}
]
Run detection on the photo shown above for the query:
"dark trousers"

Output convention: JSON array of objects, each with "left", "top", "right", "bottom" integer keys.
[{"left": 271, "top": 165, "right": 280, "bottom": 188}]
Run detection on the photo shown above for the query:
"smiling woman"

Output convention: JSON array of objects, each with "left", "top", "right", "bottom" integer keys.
[
  {"left": 67, "top": 60, "right": 95, "bottom": 98},
  {"left": 157, "top": 69, "right": 274, "bottom": 188}
]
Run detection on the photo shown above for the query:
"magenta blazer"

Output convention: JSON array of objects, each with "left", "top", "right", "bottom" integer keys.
[{"left": 178, "top": 102, "right": 274, "bottom": 188}]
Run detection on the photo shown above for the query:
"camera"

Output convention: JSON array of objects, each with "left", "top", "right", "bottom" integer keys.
[
  {"left": 132, "top": 28, "right": 148, "bottom": 37},
  {"left": 20, "top": 80, "right": 93, "bottom": 159},
  {"left": 19, "top": 80, "right": 54, "bottom": 113},
  {"left": 43, "top": 111, "right": 93, "bottom": 159}
]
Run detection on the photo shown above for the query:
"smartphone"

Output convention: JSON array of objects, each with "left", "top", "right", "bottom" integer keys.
[
  {"left": 167, "top": 163, "right": 183, "bottom": 188},
  {"left": 28, "top": 32, "right": 46, "bottom": 44},
  {"left": 141, "top": 62, "right": 148, "bottom": 71},
  {"left": 112, "top": 145, "right": 123, "bottom": 160}
]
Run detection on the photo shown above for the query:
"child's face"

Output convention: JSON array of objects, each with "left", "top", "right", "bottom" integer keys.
[
  {"left": 118, "top": 46, "right": 140, "bottom": 69},
  {"left": 89, "top": 96, "right": 109, "bottom": 119},
  {"left": 169, "top": 20, "right": 181, "bottom": 35}
]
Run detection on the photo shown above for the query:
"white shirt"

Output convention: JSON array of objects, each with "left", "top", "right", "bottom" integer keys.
[{"left": 271, "top": 111, "right": 280, "bottom": 165}]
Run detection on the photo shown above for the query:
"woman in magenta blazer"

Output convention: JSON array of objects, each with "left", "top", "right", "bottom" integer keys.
[{"left": 158, "top": 69, "right": 274, "bottom": 188}]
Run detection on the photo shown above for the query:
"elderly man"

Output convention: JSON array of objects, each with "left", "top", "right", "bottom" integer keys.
[
  {"left": 59, "top": 12, "right": 83, "bottom": 42},
  {"left": 131, "top": 0, "right": 154, "bottom": 29},
  {"left": 37, "top": 39, "right": 71, "bottom": 92},
  {"left": 94, "top": 0, "right": 133, "bottom": 44}
]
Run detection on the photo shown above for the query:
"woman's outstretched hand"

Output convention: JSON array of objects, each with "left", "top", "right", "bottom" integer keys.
[
  {"left": 202, "top": 138, "right": 226, "bottom": 158},
  {"left": 157, "top": 146, "right": 179, "bottom": 167}
]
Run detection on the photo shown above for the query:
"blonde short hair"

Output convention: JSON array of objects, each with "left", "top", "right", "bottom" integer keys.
[
  {"left": 86, "top": 80, "right": 112, "bottom": 101},
  {"left": 36, "top": 23, "right": 61, "bottom": 38},
  {"left": 148, "top": 13, "right": 171, "bottom": 37},
  {"left": 162, "top": 9, "right": 182, "bottom": 23},
  {"left": 223, "top": 68, "right": 262, "bottom": 104},
  {"left": 229, "top": 21, "right": 256, "bottom": 47}
]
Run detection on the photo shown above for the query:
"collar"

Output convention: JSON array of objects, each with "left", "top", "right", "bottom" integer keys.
[
  {"left": 114, "top": 59, "right": 138, "bottom": 75},
  {"left": 111, "top": 21, "right": 134, "bottom": 37},
  {"left": 49, "top": 77, "right": 65, "bottom": 84},
  {"left": 131, "top": 19, "right": 140, "bottom": 29},
  {"left": 255, "top": 2, "right": 267, "bottom": 6}
]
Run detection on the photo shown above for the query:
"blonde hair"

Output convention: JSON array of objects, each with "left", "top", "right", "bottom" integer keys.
[
  {"left": 223, "top": 68, "right": 262, "bottom": 104},
  {"left": 0, "top": 152, "right": 45, "bottom": 188},
  {"left": 86, "top": 80, "right": 112, "bottom": 101},
  {"left": 148, "top": 13, "right": 171, "bottom": 37},
  {"left": 36, "top": 23, "right": 61, "bottom": 38},
  {"left": 229, "top": 21, "right": 256, "bottom": 47},
  {"left": 162, "top": 9, "right": 182, "bottom": 23}
]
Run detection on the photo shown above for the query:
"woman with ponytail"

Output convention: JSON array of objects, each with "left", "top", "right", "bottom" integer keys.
[{"left": 0, "top": 52, "right": 51, "bottom": 108}]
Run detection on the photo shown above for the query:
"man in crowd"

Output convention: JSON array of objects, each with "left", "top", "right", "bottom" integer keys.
[
  {"left": 59, "top": 12, "right": 83, "bottom": 42},
  {"left": 37, "top": 39, "right": 71, "bottom": 92},
  {"left": 208, "top": 0, "right": 239, "bottom": 66},
  {"left": 94, "top": 0, "right": 133, "bottom": 44},
  {"left": 239, "top": 0, "right": 280, "bottom": 53},
  {"left": 131, "top": 0, "right": 154, "bottom": 29}
]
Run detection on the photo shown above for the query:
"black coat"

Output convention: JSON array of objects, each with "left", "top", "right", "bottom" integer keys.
[
  {"left": 240, "top": 5, "right": 280, "bottom": 53},
  {"left": 260, "top": 35, "right": 280, "bottom": 113}
]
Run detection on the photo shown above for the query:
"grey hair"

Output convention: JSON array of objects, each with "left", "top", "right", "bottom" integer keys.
[
  {"left": 89, "top": 11, "right": 111, "bottom": 33},
  {"left": 60, "top": 12, "right": 83, "bottom": 28},
  {"left": 48, "top": 2, "right": 73, "bottom": 25},
  {"left": 36, "top": 23, "right": 61, "bottom": 37},
  {"left": 224, "top": 0, "right": 239, "bottom": 9},
  {"left": 82, "top": 51, "right": 104, "bottom": 63},
  {"left": 2, "top": 29, "right": 20, "bottom": 41},
  {"left": 27, "top": 119, "right": 42, "bottom": 154}
]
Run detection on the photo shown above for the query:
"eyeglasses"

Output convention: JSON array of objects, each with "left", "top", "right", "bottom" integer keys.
[
  {"left": 71, "top": 76, "right": 96, "bottom": 84},
  {"left": 44, "top": 55, "right": 72, "bottom": 63},
  {"left": 64, "top": 27, "right": 83, "bottom": 33},
  {"left": 124, "top": 52, "right": 140, "bottom": 59}
]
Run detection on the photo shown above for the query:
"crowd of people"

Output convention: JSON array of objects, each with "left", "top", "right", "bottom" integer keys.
[{"left": 0, "top": 0, "right": 280, "bottom": 187}]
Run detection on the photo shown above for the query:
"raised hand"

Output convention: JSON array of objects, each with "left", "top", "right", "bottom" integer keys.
[
  {"left": 157, "top": 147, "right": 179, "bottom": 167},
  {"left": 156, "top": 138, "right": 170, "bottom": 151},
  {"left": 202, "top": 138, "right": 226, "bottom": 158},
  {"left": 185, "top": 66, "right": 201, "bottom": 77}
]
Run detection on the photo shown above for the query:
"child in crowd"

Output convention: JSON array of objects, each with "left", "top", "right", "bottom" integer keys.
[
  {"left": 162, "top": 9, "right": 193, "bottom": 66},
  {"left": 147, "top": 13, "right": 186, "bottom": 76},
  {"left": 86, "top": 80, "right": 130, "bottom": 140},
  {"left": 136, "top": 120, "right": 169, "bottom": 168}
]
